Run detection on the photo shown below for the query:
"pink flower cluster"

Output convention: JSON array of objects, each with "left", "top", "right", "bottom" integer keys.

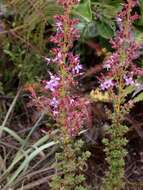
[
  {"left": 50, "top": 15, "right": 80, "bottom": 47},
  {"left": 45, "top": 73, "right": 60, "bottom": 92},
  {"left": 45, "top": 14, "right": 82, "bottom": 75},
  {"left": 100, "top": 0, "right": 142, "bottom": 91},
  {"left": 41, "top": 0, "right": 90, "bottom": 136}
]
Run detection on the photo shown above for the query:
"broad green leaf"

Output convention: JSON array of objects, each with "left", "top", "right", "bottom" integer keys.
[
  {"left": 73, "top": 0, "right": 92, "bottom": 22},
  {"left": 91, "top": 2, "right": 122, "bottom": 18},
  {"left": 96, "top": 21, "right": 114, "bottom": 39},
  {"left": 83, "top": 22, "right": 98, "bottom": 38},
  {"left": 101, "top": 5, "right": 122, "bottom": 18}
]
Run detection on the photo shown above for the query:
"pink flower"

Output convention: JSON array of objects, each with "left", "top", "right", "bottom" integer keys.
[
  {"left": 100, "top": 79, "right": 114, "bottom": 91},
  {"left": 45, "top": 74, "right": 60, "bottom": 92},
  {"left": 54, "top": 16, "right": 64, "bottom": 32},
  {"left": 72, "top": 64, "right": 83, "bottom": 74},
  {"left": 45, "top": 57, "right": 51, "bottom": 64},
  {"left": 123, "top": 75, "right": 134, "bottom": 86},
  {"left": 100, "top": 0, "right": 143, "bottom": 90},
  {"left": 68, "top": 53, "right": 80, "bottom": 65},
  {"left": 50, "top": 97, "right": 59, "bottom": 108},
  {"left": 103, "top": 53, "right": 119, "bottom": 70},
  {"left": 30, "top": 0, "right": 91, "bottom": 137},
  {"left": 52, "top": 51, "right": 63, "bottom": 64}
]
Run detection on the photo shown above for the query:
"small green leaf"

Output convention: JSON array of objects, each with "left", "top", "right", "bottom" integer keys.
[
  {"left": 4, "top": 49, "right": 16, "bottom": 61},
  {"left": 132, "top": 92, "right": 143, "bottom": 103},
  {"left": 121, "top": 85, "right": 135, "bottom": 103}
]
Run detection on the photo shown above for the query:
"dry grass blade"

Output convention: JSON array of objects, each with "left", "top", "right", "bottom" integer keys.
[
  {"left": 0, "top": 87, "right": 22, "bottom": 138},
  {"left": 2, "top": 140, "right": 57, "bottom": 190}
]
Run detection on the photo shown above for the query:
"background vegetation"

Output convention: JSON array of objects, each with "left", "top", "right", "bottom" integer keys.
[{"left": 0, "top": 0, "right": 143, "bottom": 189}]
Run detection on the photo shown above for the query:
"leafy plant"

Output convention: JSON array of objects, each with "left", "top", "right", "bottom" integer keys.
[{"left": 95, "top": 1, "right": 143, "bottom": 189}]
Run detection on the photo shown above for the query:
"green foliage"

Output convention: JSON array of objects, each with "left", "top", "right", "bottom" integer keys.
[
  {"left": 100, "top": 74, "right": 137, "bottom": 189},
  {"left": 96, "top": 20, "right": 114, "bottom": 39},
  {"left": 0, "top": 1, "right": 143, "bottom": 190},
  {"left": 1, "top": 0, "right": 142, "bottom": 91},
  {"left": 132, "top": 91, "right": 143, "bottom": 103},
  {"left": 121, "top": 85, "right": 135, "bottom": 103},
  {"left": 135, "top": 0, "right": 143, "bottom": 26},
  {"left": 50, "top": 137, "right": 91, "bottom": 190},
  {"left": 91, "top": 1, "right": 122, "bottom": 39},
  {"left": 0, "top": 0, "right": 59, "bottom": 93},
  {"left": 0, "top": 119, "right": 58, "bottom": 189},
  {"left": 3, "top": 42, "right": 45, "bottom": 83},
  {"left": 73, "top": 0, "right": 92, "bottom": 22},
  {"left": 7, "top": 0, "right": 62, "bottom": 26},
  {"left": 102, "top": 124, "right": 128, "bottom": 190},
  {"left": 77, "top": 0, "right": 122, "bottom": 39},
  {"left": 76, "top": 0, "right": 143, "bottom": 47},
  {"left": 0, "top": 2, "right": 44, "bottom": 91}
]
